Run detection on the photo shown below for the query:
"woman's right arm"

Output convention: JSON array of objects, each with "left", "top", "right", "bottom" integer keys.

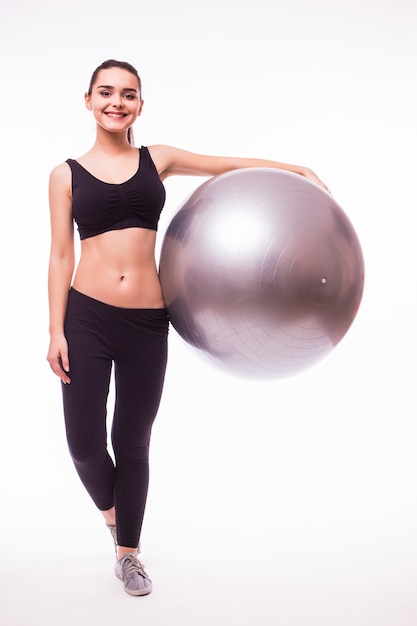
[{"left": 47, "top": 163, "right": 74, "bottom": 384}]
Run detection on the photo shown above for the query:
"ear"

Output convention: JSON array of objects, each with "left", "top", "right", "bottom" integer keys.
[
  {"left": 85, "top": 92, "right": 92, "bottom": 111},
  {"left": 137, "top": 99, "right": 144, "bottom": 117}
]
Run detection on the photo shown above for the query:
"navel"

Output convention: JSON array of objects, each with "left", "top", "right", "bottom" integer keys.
[{"left": 120, "top": 274, "right": 125, "bottom": 282}]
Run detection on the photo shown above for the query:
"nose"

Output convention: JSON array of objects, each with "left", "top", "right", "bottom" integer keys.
[{"left": 111, "top": 94, "right": 123, "bottom": 108}]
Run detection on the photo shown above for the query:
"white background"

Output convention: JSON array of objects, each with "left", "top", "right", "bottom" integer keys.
[{"left": 1, "top": 0, "right": 416, "bottom": 624}]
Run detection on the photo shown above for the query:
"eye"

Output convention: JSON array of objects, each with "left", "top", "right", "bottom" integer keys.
[
  {"left": 124, "top": 93, "right": 136, "bottom": 100},
  {"left": 99, "top": 90, "right": 111, "bottom": 97}
]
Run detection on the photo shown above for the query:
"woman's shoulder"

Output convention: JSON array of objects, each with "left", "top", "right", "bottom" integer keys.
[
  {"left": 49, "top": 161, "right": 72, "bottom": 190},
  {"left": 146, "top": 144, "right": 183, "bottom": 176},
  {"left": 147, "top": 144, "right": 175, "bottom": 156},
  {"left": 50, "top": 161, "right": 71, "bottom": 176}
]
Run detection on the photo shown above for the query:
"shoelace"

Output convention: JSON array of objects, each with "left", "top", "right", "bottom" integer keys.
[{"left": 121, "top": 554, "right": 149, "bottom": 580}]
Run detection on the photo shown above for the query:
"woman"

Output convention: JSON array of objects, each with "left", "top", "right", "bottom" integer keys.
[{"left": 47, "top": 59, "right": 328, "bottom": 596}]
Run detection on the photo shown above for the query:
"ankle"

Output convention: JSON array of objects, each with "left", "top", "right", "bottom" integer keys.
[{"left": 117, "top": 546, "right": 138, "bottom": 560}]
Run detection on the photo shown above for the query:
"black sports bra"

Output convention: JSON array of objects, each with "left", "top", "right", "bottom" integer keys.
[{"left": 66, "top": 146, "right": 166, "bottom": 240}]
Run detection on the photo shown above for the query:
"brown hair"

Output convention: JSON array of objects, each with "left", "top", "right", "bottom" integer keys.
[{"left": 88, "top": 59, "right": 142, "bottom": 145}]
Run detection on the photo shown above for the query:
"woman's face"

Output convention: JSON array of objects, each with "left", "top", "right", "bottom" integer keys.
[{"left": 85, "top": 67, "right": 143, "bottom": 135}]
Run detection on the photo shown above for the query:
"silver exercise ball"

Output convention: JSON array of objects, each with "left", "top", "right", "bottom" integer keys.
[{"left": 159, "top": 168, "right": 364, "bottom": 380}]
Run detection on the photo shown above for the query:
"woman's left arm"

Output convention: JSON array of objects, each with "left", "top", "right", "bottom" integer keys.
[{"left": 149, "top": 145, "right": 329, "bottom": 191}]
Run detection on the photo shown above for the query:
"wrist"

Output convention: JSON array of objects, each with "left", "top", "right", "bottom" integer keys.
[{"left": 49, "top": 328, "right": 65, "bottom": 337}]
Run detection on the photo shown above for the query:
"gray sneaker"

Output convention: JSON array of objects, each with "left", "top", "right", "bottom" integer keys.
[
  {"left": 106, "top": 524, "right": 141, "bottom": 554},
  {"left": 115, "top": 553, "right": 153, "bottom": 596}
]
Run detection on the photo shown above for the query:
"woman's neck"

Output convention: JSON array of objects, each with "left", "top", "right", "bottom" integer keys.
[{"left": 91, "top": 126, "right": 135, "bottom": 156}]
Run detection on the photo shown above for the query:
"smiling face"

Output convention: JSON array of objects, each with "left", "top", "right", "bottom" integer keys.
[{"left": 85, "top": 67, "right": 143, "bottom": 136}]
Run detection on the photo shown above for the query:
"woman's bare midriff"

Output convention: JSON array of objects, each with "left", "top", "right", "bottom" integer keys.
[{"left": 72, "top": 228, "right": 166, "bottom": 309}]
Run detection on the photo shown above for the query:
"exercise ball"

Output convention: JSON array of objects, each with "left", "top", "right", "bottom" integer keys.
[{"left": 159, "top": 168, "right": 364, "bottom": 380}]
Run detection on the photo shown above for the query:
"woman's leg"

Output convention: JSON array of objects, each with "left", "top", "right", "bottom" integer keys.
[
  {"left": 62, "top": 289, "right": 116, "bottom": 512},
  {"left": 111, "top": 308, "right": 169, "bottom": 552}
]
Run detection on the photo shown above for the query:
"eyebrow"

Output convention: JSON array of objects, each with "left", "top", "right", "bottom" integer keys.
[{"left": 96, "top": 84, "right": 138, "bottom": 92}]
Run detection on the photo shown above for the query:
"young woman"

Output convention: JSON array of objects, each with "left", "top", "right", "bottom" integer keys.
[{"left": 47, "top": 59, "right": 328, "bottom": 596}]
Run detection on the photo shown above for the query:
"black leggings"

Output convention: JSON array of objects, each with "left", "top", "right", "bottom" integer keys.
[{"left": 62, "top": 288, "right": 169, "bottom": 548}]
